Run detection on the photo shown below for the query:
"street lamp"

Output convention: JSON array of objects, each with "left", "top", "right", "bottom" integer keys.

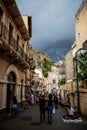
[{"left": 75, "top": 48, "right": 87, "bottom": 115}]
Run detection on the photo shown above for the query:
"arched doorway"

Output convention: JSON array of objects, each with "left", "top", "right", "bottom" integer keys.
[{"left": 6, "top": 71, "right": 16, "bottom": 113}]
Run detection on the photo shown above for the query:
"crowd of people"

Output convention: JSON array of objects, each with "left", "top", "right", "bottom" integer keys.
[
  {"left": 6, "top": 92, "right": 77, "bottom": 122},
  {"left": 38, "top": 92, "right": 78, "bottom": 123},
  {"left": 38, "top": 93, "right": 58, "bottom": 124}
]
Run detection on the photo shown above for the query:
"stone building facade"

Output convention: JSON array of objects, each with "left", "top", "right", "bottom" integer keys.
[
  {"left": 60, "top": 0, "right": 87, "bottom": 117},
  {"left": 74, "top": 0, "right": 87, "bottom": 116},
  {"left": 47, "top": 66, "right": 58, "bottom": 93},
  {"left": 0, "top": 0, "right": 32, "bottom": 112},
  {"left": 75, "top": 0, "right": 87, "bottom": 50}
]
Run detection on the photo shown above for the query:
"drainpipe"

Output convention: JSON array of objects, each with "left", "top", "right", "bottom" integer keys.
[{"left": 75, "top": 52, "right": 80, "bottom": 115}]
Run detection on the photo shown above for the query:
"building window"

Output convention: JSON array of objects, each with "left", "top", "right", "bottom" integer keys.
[
  {"left": 9, "top": 23, "right": 14, "bottom": 44},
  {"left": 53, "top": 79, "right": 55, "bottom": 83},
  {"left": 0, "top": 7, "right": 4, "bottom": 22},
  {"left": 16, "top": 35, "right": 20, "bottom": 51}
]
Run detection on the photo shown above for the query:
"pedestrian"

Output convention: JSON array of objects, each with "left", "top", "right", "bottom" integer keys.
[
  {"left": 39, "top": 95, "right": 46, "bottom": 123},
  {"left": 59, "top": 93, "right": 61, "bottom": 105},
  {"left": 31, "top": 93, "right": 35, "bottom": 105},
  {"left": 54, "top": 93, "right": 58, "bottom": 109},
  {"left": 11, "top": 96, "right": 18, "bottom": 116},
  {"left": 47, "top": 93, "right": 54, "bottom": 124},
  {"left": 44, "top": 94, "right": 49, "bottom": 119},
  {"left": 27, "top": 92, "right": 32, "bottom": 105}
]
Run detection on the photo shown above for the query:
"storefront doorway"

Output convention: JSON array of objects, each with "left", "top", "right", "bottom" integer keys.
[{"left": 6, "top": 71, "right": 16, "bottom": 113}]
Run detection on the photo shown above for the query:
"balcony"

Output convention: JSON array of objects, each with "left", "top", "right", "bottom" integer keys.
[
  {"left": 0, "top": 22, "right": 29, "bottom": 69},
  {"left": 1, "top": 0, "right": 30, "bottom": 41}
]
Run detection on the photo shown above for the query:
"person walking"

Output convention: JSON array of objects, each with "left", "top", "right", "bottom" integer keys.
[
  {"left": 47, "top": 93, "right": 54, "bottom": 124},
  {"left": 39, "top": 95, "right": 46, "bottom": 123},
  {"left": 54, "top": 93, "right": 58, "bottom": 109}
]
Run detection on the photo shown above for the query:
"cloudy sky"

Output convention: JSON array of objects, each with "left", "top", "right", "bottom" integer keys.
[{"left": 16, "top": 0, "right": 83, "bottom": 61}]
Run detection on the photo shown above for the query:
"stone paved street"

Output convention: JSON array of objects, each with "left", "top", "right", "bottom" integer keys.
[{"left": 0, "top": 104, "right": 87, "bottom": 130}]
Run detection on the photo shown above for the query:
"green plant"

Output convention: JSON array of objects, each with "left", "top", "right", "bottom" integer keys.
[
  {"left": 77, "top": 52, "right": 87, "bottom": 82},
  {"left": 42, "top": 58, "right": 52, "bottom": 77},
  {"left": 59, "top": 77, "right": 66, "bottom": 85}
]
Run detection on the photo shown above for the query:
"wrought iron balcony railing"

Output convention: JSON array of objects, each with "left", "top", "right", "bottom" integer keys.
[{"left": 0, "top": 22, "right": 30, "bottom": 64}]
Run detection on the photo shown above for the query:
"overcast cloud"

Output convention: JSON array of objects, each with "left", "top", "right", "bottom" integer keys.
[{"left": 16, "top": 0, "right": 83, "bottom": 61}]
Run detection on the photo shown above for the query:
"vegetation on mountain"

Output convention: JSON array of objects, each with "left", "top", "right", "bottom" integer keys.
[
  {"left": 42, "top": 58, "right": 52, "bottom": 77},
  {"left": 30, "top": 46, "right": 54, "bottom": 77}
]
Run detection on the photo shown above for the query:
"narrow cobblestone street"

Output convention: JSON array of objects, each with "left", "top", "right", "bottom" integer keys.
[{"left": 0, "top": 104, "right": 87, "bottom": 130}]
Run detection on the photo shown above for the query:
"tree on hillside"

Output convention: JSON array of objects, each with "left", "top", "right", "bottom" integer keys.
[
  {"left": 42, "top": 58, "right": 52, "bottom": 77},
  {"left": 37, "top": 58, "right": 52, "bottom": 77}
]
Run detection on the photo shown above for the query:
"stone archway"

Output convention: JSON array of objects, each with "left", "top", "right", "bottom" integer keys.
[
  {"left": 4, "top": 65, "right": 19, "bottom": 113},
  {"left": 6, "top": 71, "right": 17, "bottom": 113},
  {"left": 5, "top": 65, "right": 19, "bottom": 82}
]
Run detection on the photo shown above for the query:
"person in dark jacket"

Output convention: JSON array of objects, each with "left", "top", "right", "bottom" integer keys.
[
  {"left": 54, "top": 94, "right": 58, "bottom": 109},
  {"left": 39, "top": 95, "right": 46, "bottom": 122}
]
